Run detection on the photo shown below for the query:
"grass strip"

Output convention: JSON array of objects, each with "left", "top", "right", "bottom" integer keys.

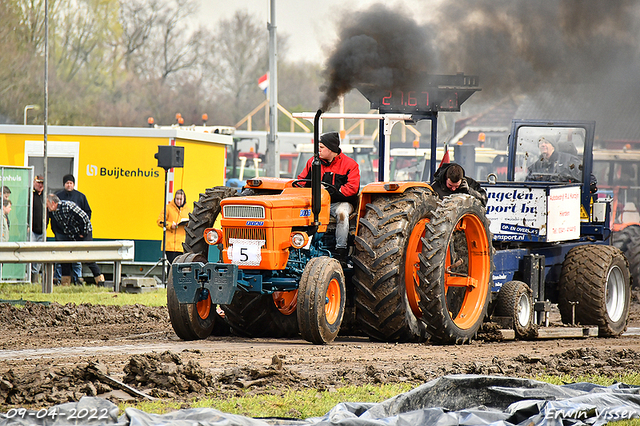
[
  {"left": 0, "top": 283, "right": 167, "bottom": 307},
  {"left": 121, "top": 374, "right": 640, "bottom": 421}
]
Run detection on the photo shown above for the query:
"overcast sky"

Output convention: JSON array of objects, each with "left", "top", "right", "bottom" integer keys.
[{"left": 196, "top": 0, "right": 425, "bottom": 64}]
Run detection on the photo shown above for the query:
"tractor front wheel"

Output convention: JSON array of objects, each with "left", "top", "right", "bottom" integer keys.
[
  {"left": 167, "top": 252, "right": 228, "bottom": 340},
  {"left": 297, "top": 257, "right": 346, "bottom": 344}
]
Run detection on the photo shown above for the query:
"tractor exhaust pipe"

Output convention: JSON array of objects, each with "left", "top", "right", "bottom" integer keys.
[{"left": 312, "top": 109, "right": 323, "bottom": 228}]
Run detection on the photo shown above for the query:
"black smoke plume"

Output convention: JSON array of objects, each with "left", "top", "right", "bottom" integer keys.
[
  {"left": 319, "top": 4, "right": 438, "bottom": 111},
  {"left": 320, "top": 0, "right": 640, "bottom": 109}
]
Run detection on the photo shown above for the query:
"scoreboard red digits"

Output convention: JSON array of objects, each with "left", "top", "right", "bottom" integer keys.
[{"left": 356, "top": 74, "right": 480, "bottom": 113}]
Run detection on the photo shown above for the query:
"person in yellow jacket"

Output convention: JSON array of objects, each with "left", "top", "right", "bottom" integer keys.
[{"left": 157, "top": 189, "right": 190, "bottom": 265}]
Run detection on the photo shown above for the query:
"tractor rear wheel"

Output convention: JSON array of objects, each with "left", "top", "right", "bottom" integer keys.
[
  {"left": 183, "top": 186, "right": 238, "bottom": 256},
  {"left": 297, "top": 257, "right": 346, "bottom": 344},
  {"left": 167, "top": 252, "right": 228, "bottom": 340},
  {"left": 612, "top": 224, "right": 640, "bottom": 288},
  {"left": 353, "top": 187, "right": 438, "bottom": 342},
  {"left": 494, "top": 280, "right": 536, "bottom": 339},
  {"left": 417, "top": 194, "right": 493, "bottom": 344},
  {"left": 222, "top": 292, "right": 299, "bottom": 338},
  {"left": 558, "top": 245, "right": 630, "bottom": 336}
]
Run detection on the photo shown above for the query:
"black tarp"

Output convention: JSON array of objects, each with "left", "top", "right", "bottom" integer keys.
[{"left": 2, "top": 375, "right": 640, "bottom": 426}]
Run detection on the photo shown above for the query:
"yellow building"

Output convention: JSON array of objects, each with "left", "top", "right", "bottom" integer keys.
[{"left": 0, "top": 125, "right": 231, "bottom": 267}]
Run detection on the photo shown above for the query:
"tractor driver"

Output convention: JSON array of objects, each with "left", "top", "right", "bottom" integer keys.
[
  {"left": 297, "top": 131, "right": 360, "bottom": 258},
  {"left": 431, "top": 162, "right": 488, "bottom": 207}
]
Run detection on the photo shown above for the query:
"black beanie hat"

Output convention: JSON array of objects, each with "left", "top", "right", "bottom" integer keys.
[
  {"left": 63, "top": 174, "right": 75, "bottom": 184},
  {"left": 320, "top": 131, "right": 341, "bottom": 154}
]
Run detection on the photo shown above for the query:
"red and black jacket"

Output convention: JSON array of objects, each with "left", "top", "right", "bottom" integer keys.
[{"left": 297, "top": 153, "right": 361, "bottom": 206}]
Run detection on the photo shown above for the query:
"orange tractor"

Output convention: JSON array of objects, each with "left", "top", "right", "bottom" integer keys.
[{"left": 169, "top": 74, "right": 493, "bottom": 344}]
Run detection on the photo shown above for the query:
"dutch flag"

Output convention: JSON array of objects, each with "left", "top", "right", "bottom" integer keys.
[{"left": 258, "top": 72, "right": 269, "bottom": 95}]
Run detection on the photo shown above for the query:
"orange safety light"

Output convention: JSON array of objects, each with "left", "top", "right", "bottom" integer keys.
[
  {"left": 478, "top": 132, "right": 486, "bottom": 142},
  {"left": 412, "top": 139, "right": 420, "bottom": 148},
  {"left": 202, "top": 113, "right": 208, "bottom": 123},
  {"left": 384, "top": 183, "right": 400, "bottom": 191},
  {"left": 147, "top": 117, "right": 154, "bottom": 126}
]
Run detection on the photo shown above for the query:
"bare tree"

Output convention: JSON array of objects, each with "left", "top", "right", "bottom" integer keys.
[
  {"left": 203, "top": 10, "right": 272, "bottom": 123},
  {"left": 128, "top": 0, "right": 203, "bottom": 85},
  {"left": 118, "top": 0, "right": 161, "bottom": 72}
]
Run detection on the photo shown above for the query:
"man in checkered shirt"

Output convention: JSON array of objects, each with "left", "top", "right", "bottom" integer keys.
[{"left": 47, "top": 194, "right": 104, "bottom": 285}]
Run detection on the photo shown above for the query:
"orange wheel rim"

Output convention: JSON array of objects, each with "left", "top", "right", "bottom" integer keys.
[
  {"left": 273, "top": 290, "right": 298, "bottom": 315},
  {"left": 444, "top": 213, "right": 491, "bottom": 329},
  {"left": 196, "top": 293, "right": 212, "bottom": 320},
  {"left": 405, "top": 218, "right": 430, "bottom": 318},
  {"left": 325, "top": 278, "right": 341, "bottom": 324}
]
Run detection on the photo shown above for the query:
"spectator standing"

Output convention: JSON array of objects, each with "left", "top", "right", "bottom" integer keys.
[
  {"left": 1, "top": 199, "right": 11, "bottom": 242},
  {"left": 157, "top": 189, "right": 190, "bottom": 266},
  {"left": 55, "top": 174, "right": 91, "bottom": 284},
  {"left": 31, "top": 175, "right": 45, "bottom": 283},
  {"left": 47, "top": 194, "right": 104, "bottom": 285}
]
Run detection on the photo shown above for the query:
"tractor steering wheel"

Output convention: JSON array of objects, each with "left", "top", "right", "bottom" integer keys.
[{"left": 291, "top": 179, "right": 339, "bottom": 193}]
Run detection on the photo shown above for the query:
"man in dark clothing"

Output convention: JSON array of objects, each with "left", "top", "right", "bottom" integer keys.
[
  {"left": 527, "top": 136, "right": 582, "bottom": 182},
  {"left": 55, "top": 174, "right": 91, "bottom": 283},
  {"left": 31, "top": 175, "right": 45, "bottom": 283},
  {"left": 297, "top": 131, "right": 360, "bottom": 253},
  {"left": 47, "top": 194, "right": 104, "bottom": 285},
  {"left": 56, "top": 174, "right": 91, "bottom": 217},
  {"left": 430, "top": 162, "right": 488, "bottom": 207}
]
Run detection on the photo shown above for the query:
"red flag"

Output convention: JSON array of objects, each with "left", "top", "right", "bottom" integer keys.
[{"left": 439, "top": 143, "right": 450, "bottom": 167}]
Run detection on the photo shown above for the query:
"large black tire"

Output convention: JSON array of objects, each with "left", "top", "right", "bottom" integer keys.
[
  {"left": 222, "top": 292, "right": 299, "bottom": 338},
  {"left": 167, "top": 253, "right": 228, "bottom": 340},
  {"left": 417, "top": 194, "right": 493, "bottom": 344},
  {"left": 494, "top": 280, "right": 536, "bottom": 339},
  {"left": 297, "top": 257, "right": 346, "bottom": 344},
  {"left": 558, "top": 245, "right": 630, "bottom": 337},
  {"left": 612, "top": 224, "right": 640, "bottom": 252},
  {"left": 352, "top": 187, "right": 438, "bottom": 342},
  {"left": 612, "top": 224, "right": 640, "bottom": 288},
  {"left": 183, "top": 186, "right": 238, "bottom": 256}
]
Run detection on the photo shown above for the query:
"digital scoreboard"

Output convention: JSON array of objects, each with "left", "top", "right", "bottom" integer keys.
[{"left": 356, "top": 73, "right": 481, "bottom": 113}]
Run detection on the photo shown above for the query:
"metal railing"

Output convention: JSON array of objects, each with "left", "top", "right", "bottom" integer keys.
[{"left": 0, "top": 241, "right": 134, "bottom": 293}]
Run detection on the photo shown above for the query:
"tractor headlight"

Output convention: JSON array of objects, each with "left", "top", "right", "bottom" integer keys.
[
  {"left": 290, "top": 232, "right": 309, "bottom": 249},
  {"left": 204, "top": 228, "right": 223, "bottom": 245}
]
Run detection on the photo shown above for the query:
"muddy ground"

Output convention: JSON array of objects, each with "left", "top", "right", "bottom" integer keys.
[{"left": 0, "top": 293, "right": 639, "bottom": 411}]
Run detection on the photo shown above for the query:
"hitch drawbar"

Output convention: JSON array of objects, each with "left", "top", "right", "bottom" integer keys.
[{"left": 172, "top": 262, "right": 238, "bottom": 305}]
